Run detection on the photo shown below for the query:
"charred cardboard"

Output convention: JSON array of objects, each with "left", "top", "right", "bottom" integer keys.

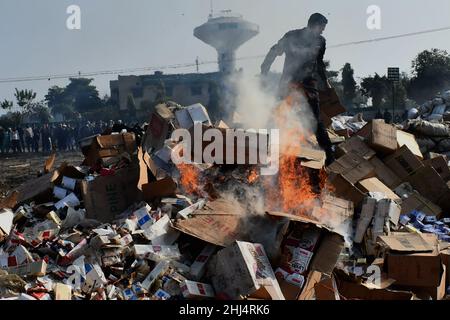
[
  {"left": 380, "top": 233, "right": 444, "bottom": 287},
  {"left": 209, "top": 241, "right": 285, "bottom": 300},
  {"left": 396, "top": 130, "right": 423, "bottom": 160},
  {"left": 81, "top": 163, "right": 141, "bottom": 222},
  {"left": 400, "top": 191, "right": 442, "bottom": 217},
  {"left": 357, "top": 120, "right": 398, "bottom": 154},
  {"left": 144, "top": 103, "right": 175, "bottom": 151},
  {"left": 357, "top": 178, "right": 401, "bottom": 202},
  {"left": 406, "top": 165, "right": 448, "bottom": 204},
  {"left": 328, "top": 152, "right": 375, "bottom": 185},
  {"left": 424, "top": 156, "right": 450, "bottom": 181},
  {"left": 369, "top": 157, "right": 402, "bottom": 189},
  {"left": 384, "top": 145, "right": 424, "bottom": 181},
  {"left": 83, "top": 133, "right": 136, "bottom": 167},
  {"left": 336, "top": 136, "right": 376, "bottom": 160}
]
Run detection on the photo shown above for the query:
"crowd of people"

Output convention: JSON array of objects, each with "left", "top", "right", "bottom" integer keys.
[{"left": 0, "top": 120, "right": 119, "bottom": 154}]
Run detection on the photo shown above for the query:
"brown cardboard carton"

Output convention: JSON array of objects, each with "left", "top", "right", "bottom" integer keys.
[
  {"left": 311, "top": 194, "right": 354, "bottom": 226},
  {"left": 441, "top": 249, "right": 450, "bottom": 287},
  {"left": 424, "top": 156, "right": 450, "bottom": 181},
  {"left": 81, "top": 163, "right": 141, "bottom": 222},
  {"left": 369, "top": 157, "right": 402, "bottom": 189},
  {"left": 333, "top": 270, "right": 413, "bottom": 300},
  {"left": 142, "top": 177, "right": 177, "bottom": 201},
  {"left": 54, "top": 283, "right": 72, "bottom": 300},
  {"left": 407, "top": 265, "right": 447, "bottom": 300},
  {"left": 396, "top": 130, "right": 423, "bottom": 159},
  {"left": 83, "top": 133, "right": 136, "bottom": 167},
  {"left": 380, "top": 233, "right": 443, "bottom": 287},
  {"left": 357, "top": 120, "right": 398, "bottom": 154},
  {"left": 328, "top": 152, "right": 375, "bottom": 185},
  {"left": 400, "top": 191, "right": 442, "bottom": 217},
  {"left": 406, "top": 165, "right": 448, "bottom": 204},
  {"left": 357, "top": 178, "right": 401, "bottom": 202},
  {"left": 143, "top": 104, "right": 175, "bottom": 151},
  {"left": 6, "top": 260, "right": 47, "bottom": 277},
  {"left": 384, "top": 145, "right": 424, "bottom": 180},
  {"left": 328, "top": 174, "right": 365, "bottom": 205},
  {"left": 336, "top": 136, "right": 376, "bottom": 160},
  {"left": 209, "top": 241, "right": 285, "bottom": 300}
]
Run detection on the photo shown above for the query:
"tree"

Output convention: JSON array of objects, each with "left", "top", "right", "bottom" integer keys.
[
  {"left": 64, "top": 78, "right": 102, "bottom": 114},
  {"left": 14, "top": 89, "right": 37, "bottom": 113},
  {"left": 360, "top": 74, "right": 389, "bottom": 109},
  {"left": 45, "top": 86, "right": 74, "bottom": 118},
  {"left": 32, "top": 103, "right": 52, "bottom": 123},
  {"left": 0, "top": 99, "right": 13, "bottom": 111},
  {"left": 341, "top": 63, "right": 357, "bottom": 107},
  {"left": 408, "top": 49, "right": 450, "bottom": 103}
]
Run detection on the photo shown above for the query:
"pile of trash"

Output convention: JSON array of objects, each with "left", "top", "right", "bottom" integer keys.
[
  {"left": 403, "top": 90, "right": 450, "bottom": 157},
  {"left": 0, "top": 95, "right": 449, "bottom": 301}
]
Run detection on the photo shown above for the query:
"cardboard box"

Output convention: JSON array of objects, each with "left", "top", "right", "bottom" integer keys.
[
  {"left": 407, "top": 265, "right": 447, "bottom": 300},
  {"left": 189, "top": 245, "right": 216, "bottom": 281},
  {"left": 144, "top": 103, "right": 175, "bottom": 151},
  {"left": 328, "top": 174, "right": 365, "bottom": 205},
  {"left": 400, "top": 191, "right": 442, "bottom": 217},
  {"left": 311, "top": 194, "right": 354, "bottom": 226},
  {"left": 384, "top": 145, "right": 424, "bottom": 180},
  {"left": 180, "top": 280, "right": 215, "bottom": 299},
  {"left": 406, "top": 165, "right": 448, "bottom": 204},
  {"left": 377, "top": 199, "right": 401, "bottom": 227},
  {"left": 81, "top": 164, "right": 141, "bottom": 222},
  {"left": 54, "top": 283, "right": 72, "bottom": 300},
  {"left": 333, "top": 270, "right": 413, "bottom": 300},
  {"left": 397, "top": 130, "right": 423, "bottom": 159},
  {"left": 424, "top": 156, "right": 450, "bottom": 181},
  {"left": 142, "top": 177, "right": 177, "bottom": 201},
  {"left": 83, "top": 133, "right": 136, "bottom": 167},
  {"left": 328, "top": 152, "right": 375, "bottom": 185},
  {"left": 357, "top": 178, "right": 401, "bottom": 202},
  {"left": 380, "top": 233, "right": 443, "bottom": 287},
  {"left": 357, "top": 120, "right": 398, "bottom": 154},
  {"left": 369, "top": 157, "right": 401, "bottom": 189},
  {"left": 175, "top": 103, "right": 212, "bottom": 130},
  {"left": 298, "top": 147, "right": 326, "bottom": 170},
  {"left": 209, "top": 241, "right": 285, "bottom": 300},
  {"left": 6, "top": 260, "right": 47, "bottom": 277},
  {"left": 441, "top": 249, "right": 450, "bottom": 287},
  {"left": 0, "top": 209, "right": 14, "bottom": 241},
  {"left": 336, "top": 136, "right": 376, "bottom": 160},
  {"left": 354, "top": 197, "right": 377, "bottom": 243}
]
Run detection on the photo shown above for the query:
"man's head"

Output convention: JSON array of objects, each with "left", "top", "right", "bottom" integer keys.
[{"left": 307, "top": 13, "right": 328, "bottom": 36}]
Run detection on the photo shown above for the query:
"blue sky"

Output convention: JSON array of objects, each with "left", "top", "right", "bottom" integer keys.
[{"left": 1, "top": 0, "right": 450, "bottom": 110}]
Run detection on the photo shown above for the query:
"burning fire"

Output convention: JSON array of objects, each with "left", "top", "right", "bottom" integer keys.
[
  {"left": 177, "top": 163, "right": 201, "bottom": 195},
  {"left": 247, "top": 169, "right": 259, "bottom": 184}
]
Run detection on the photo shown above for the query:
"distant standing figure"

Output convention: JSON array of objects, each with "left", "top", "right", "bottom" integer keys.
[{"left": 11, "top": 128, "right": 21, "bottom": 153}]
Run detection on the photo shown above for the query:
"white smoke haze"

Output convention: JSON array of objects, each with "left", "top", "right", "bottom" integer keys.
[{"left": 229, "top": 72, "right": 319, "bottom": 152}]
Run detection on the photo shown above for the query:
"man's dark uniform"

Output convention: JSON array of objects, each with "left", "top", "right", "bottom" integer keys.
[{"left": 262, "top": 25, "right": 335, "bottom": 165}]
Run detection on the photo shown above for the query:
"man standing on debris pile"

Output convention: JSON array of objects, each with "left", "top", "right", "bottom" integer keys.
[{"left": 261, "top": 13, "right": 335, "bottom": 165}]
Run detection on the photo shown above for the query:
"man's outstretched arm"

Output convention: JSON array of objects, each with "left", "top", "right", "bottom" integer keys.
[{"left": 261, "top": 36, "right": 286, "bottom": 75}]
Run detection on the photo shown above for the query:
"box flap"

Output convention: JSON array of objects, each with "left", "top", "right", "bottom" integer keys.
[
  {"left": 397, "top": 130, "right": 423, "bottom": 159},
  {"left": 378, "top": 233, "right": 434, "bottom": 252}
]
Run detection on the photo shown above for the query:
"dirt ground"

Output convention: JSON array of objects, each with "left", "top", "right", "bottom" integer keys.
[{"left": 0, "top": 151, "right": 84, "bottom": 200}]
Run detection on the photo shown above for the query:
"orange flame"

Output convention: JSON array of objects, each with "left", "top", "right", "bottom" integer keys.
[
  {"left": 177, "top": 164, "right": 201, "bottom": 195},
  {"left": 247, "top": 169, "right": 259, "bottom": 184}
]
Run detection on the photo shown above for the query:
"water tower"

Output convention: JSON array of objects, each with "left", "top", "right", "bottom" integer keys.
[{"left": 194, "top": 10, "right": 259, "bottom": 74}]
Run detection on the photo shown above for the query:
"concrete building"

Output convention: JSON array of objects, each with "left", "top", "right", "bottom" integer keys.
[{"left": 110, "top": 71, "right": 223, "bottom": 112}]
